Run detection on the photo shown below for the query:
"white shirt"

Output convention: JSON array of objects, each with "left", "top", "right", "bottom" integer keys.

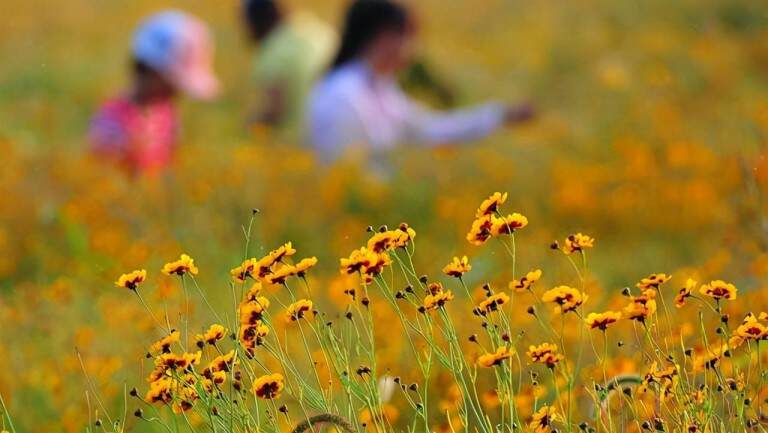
[{"left": 306, "top": 61, "right": 507, "bottom": 163}]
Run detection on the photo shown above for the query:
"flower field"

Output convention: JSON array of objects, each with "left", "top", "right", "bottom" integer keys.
[{"left": 2, "top": 0, "right": 768, "bottom": 432}]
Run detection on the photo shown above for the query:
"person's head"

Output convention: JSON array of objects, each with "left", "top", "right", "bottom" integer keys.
[
  {"left": 242, "top": 0, "right": 283, "bottom": 42},
  {"left": 132, "top": 59, "right": 176, "bottom": 103},
  {"left": 331, "top": 0, "right": 415, "bottom": 75},
  {"left": 131, "top": 10, "right": 220, "bottom": 102}
]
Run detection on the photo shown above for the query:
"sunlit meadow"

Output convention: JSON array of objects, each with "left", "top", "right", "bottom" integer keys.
[{"left": 2, "top": 0, "right": 768, "bottom": 432}]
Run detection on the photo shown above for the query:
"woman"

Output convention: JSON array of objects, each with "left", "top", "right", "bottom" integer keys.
[{"left": 306, "top": 0, "right": 533, "bottom": 164}]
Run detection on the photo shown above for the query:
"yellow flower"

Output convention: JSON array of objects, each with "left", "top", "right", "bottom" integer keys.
[
  {"left": 205, "top": 350, "right": 237, "bottom": 376},
  {"left": 265, "top": 264, "right": 297, "bottom": 285},
  {"left": 541, "top": 286, "right": 587, "bottom": 314},
  {"left": 442, "top": 256, "right": 471, "bottom": 278},
  {"left": 239, "top": 297, "right": 270, "bottom": 325},
  {"left": 261, "top": 242, "right": 297, "bottom": 268},
  {"left": 636, "top": 273, "right": 671, "bottom": 290},
  {"left": 509, "top": 269, "right": 542, "bottom": 292},
  {"left": 489, "top": 213, "right": 528, "bottom": 237},
  {"left": 584, "top": 311, "right": 622, "bottom": 330},
  {"left": 252, "top": 373, "right": 284, "bottom": 399},
  {"left": 195, "top": 324, "right": 227, "bottom": 346},
  {"left": 529, "top": 405, "right": 557, "bottom": 433},
  {"left": 161, "top": 254, "right": 198, "bottom": 276},
  {"left": 340, "top": 247, "right": 377, "bottom": 274},
  {"left": 731, "top": 313, "right": 767, "bottom": 347},
  {"left": 475, "top": 192, "right": 508, "bottom": 217},
  {"left": 393, "top": 223, "right": 417, "bottom": 248},
  {"left": 699, "top": 279, "right": 737, "bottom": 301},
  {"left": 144, "top": 377, "right": 174, "bottom": 404},
  {"left": 674, "top": 278, "right": 696, "bottom": 307},
  {"left": 294, "top": 257, "right": 318, "bottom": 276},
  {"left": 115, "top": 269, "right": 147, "bottom": 290},
  {"left": 156, "top": 351, "right": 201, "bottom": 371},
  {"left": 642, "top": 362, "right": 679, "bottom": 402},
  {"left": 286, "top": 299, "right": 314, "bottom": 321},
  {"left": 230, "top": 258, "right": 258, "bottom": 283},
  {"left": 477, "top": 346, "right": 514, "bottom": 368},
  {"left": 149, "top": 330, "right": 181, "bottom": 354},
  {"left": 423, "top": 291, "right": 455, "bottom": 312},
  {"left": 527, "top": 343, "right": 564, "bottom": 368},
  {"left": 466, "top": 214, "right": 493, "bottom": 246},
  {"left": 561, "top": 233, "right": 594, "bottom": 255},
  {"left": 367, "top": 230, "right": 409, "bottom": 253},
  {"left": 624, "top": 289, "right": 657, "bottom": 322},
  {"left": 240, "top": 322, "right": 269, "bottom": 355},
  {"left": 478, "top": 292, "right": 510, "bottom": 314}
]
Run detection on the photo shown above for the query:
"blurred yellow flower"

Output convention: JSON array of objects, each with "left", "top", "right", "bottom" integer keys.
[
  {"left": 636, "top": 273, "right": 671, "bottom": 290},
  {"left": 294, "top": 256, "right": 318, "bottom": 277}
]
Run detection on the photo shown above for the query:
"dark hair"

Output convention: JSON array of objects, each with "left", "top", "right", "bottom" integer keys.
[
  {"left": 243, "top": 0, "right": 282, "bottom": 42},
  {"left": 330, "top": 0, "right": 410, "bottom": 70}
]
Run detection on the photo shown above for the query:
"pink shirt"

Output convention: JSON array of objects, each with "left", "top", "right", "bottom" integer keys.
[{"left": 89, "top": 96, "right": 178, "bottom": 174}]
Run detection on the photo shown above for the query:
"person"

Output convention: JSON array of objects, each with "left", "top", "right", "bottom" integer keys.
[
  {"left": 242, "top": 0, "right": 337, "bottom": 131},
  {"left": 88, "top": 10, "right": 219, "bottom": 175},
  {"left": 306, "top": 0, "right": 534, "bottom": 164}
]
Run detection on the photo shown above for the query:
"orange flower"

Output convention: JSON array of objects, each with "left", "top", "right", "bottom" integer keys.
[
  {"left": 699, "top": 280, "right": 737, "bottom": 301},
  {"left": 527, "top": 343, "right": 564, "bottom": 368},
  {"left": 541, "top": 286, "right": 587, "bottom": 314},
  {"left": 252, "top": 373, "right": 284, "bottom": 399},
  {"left": 509, "top": 269, "right": 542, "bottom": 292},
  {"left": 161, "top": 254, "right": 199, "bottom": 276},
  {"left": 584, "top": 311, "right": 622, "bottom": 330},
  {"left": 475, "top": 192, "right": 508, "bottom": 217},
  {"left": 477, "top": 346, "right": 514, "bottom": 368}
]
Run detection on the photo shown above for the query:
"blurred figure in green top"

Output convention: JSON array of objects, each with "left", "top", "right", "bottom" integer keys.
[{"left": 242, "top": 0, "right": 337, "bottom": 132}]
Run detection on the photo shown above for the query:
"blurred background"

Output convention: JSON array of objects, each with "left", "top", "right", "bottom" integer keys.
[{"left": 2, "top": 0, "right": 768, "bottom": 431}]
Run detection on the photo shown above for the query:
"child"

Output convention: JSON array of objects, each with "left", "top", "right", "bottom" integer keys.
[
  {"left": 89, "top": 10, "right": 219, "bottom": 175},
  {"left": 306, "top": 0, "right": 534, "bottom": 164},
  {"left": 242, "top": 0, "right": 337, "bottom": 131}
]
